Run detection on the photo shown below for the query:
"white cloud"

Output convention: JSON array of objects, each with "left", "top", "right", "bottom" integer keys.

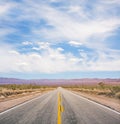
[
  {"left": 57, "top": 47, "right": 64, "bottom": 52},
  {"left": 9, "top": 50, "right": 19, "bottom": 55},
  {"left": 102, "top": 0, "right": 120, "bottom": 4},
  {"left": 69, "top": 41, "right": 83, "bottom": 47},
  {"left": 0, "top": 2, "right": 14, "bottom": 16},
  {"left": 1, "top": 0, "right": 120, "bottom": 47},
  {"left": 0, "top": 0, "right": 120, "bottom": 74},
  {"left": 0, "top": 44, "right": 79, "bottom": 73},
  {"left": 0, "top": 28, "right": 16, "bottom": 39},
  {"left": 32, "top": 47, "right": 40, "bottom": 51},
  {"left": 68, "top": 6, "right": 82, "bottom": 13},
  {"left": 22, "top": 41, "right": 33, "bottom": 45},
  {"left": 36, "top": 42, "right": 50, "bottom": 50},
  {"left": 28, "top": 2, "right": 120, "bottom": 48},
  {"left": 0, "top": 44, "right": 120, "bottom": 73}
]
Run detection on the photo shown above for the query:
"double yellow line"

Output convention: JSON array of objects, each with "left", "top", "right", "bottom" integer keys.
[{"left": 57, "top": 92, "right": 64, "bottom": 124}]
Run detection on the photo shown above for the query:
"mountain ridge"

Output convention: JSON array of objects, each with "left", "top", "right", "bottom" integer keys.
[{"left": 0, "top": 77, "right": 120, "bottom": 86}]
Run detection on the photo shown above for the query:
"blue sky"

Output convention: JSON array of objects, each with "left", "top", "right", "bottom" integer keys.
[{"left": 0, "top": 0, "right": 120, "bottom": 79}]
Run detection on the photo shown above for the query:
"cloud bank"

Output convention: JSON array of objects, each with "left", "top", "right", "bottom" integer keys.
[{"left": 0, "top": 0, "right": 120, "bottom": 74}]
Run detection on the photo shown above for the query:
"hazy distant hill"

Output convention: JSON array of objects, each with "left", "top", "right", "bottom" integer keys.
[{"left": 0, "top": 77, "right": 120, "bottom": 86}]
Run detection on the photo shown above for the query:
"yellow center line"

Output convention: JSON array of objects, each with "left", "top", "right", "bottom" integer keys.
[{"left": 57, "top": 92, "right": 64, "bottom": 124}]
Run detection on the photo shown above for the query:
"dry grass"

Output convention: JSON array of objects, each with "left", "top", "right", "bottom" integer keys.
[
  {"left": 0, "top": 84, "right": 55, "bottom": 112},
  {"left": 65, "top": 83, "right": 120, "bottom": 112},
  {"left": 64, "top": 83, "right": 120, "bottom": 99},
  {"left": 0, "top": 84, "right": 55, "bottom": 101}
]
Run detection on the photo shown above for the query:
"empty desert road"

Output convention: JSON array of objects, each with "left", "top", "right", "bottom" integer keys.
[{"left": 0, "top": 87, "right": 120, "bottom": 124}]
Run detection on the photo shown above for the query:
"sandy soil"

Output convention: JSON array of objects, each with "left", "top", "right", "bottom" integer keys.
[
  {"left": 0, "top": 90, "right": 51, "bottom": 113},
  {"left": 71, "top": 90, "right": 120, "bottom": 113}
]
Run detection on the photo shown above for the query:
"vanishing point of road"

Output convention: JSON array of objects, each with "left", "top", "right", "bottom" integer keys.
[{"left": 0, "top": 87, "right": 120, "bottom": 124}]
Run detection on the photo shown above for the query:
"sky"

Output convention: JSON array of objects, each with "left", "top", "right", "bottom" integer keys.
[{"left": 0, "top": 0, "right": 120, "bottom": 79}]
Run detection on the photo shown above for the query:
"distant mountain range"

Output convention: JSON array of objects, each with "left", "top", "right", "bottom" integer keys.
[{"left": 0, "top": 77, "right": 120, "bottom": 86}]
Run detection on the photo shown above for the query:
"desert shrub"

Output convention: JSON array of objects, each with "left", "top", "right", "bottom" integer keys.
[
  {"left": 97, "top": 92, "right": 108, "bottom": 95},
  {"left": 115, "top": 92, "right": 120, "bottom": 99},
  {"left": 0, "top": 84, "right": 45, "bottom": 90},
  {"left": 98, "top": 82, "right": 104, "bottom": 88},
  {"left": 2, "top": 92, "right": 14, "bottom": 97},
  {"left": 109, "top": 86, "right": 120, "bottom": 95},
  {"left": 112, "top": 86, "right": 120, "bottom": 93}
]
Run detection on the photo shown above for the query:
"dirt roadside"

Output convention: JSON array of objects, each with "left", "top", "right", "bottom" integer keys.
[
  {"left": 71, "top": 90, "right": 120, "bottom": 113},
  {"left": 0, "top": 89, "right": 53, "bottom": 113}
]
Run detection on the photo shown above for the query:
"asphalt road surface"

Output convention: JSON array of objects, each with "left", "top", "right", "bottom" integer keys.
[{"left": 0, "top": 87, "right": 120, "bottom": 124}]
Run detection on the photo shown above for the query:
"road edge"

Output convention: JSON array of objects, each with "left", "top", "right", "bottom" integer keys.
[
  {"left": 68, "top": 90, "right": 120, "bottom": 115},
  {"left": 0, "top": 90, "right": 53, "bottom": 115}
]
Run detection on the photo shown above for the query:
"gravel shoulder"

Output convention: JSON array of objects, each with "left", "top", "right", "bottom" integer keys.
[
  {"left": 71, "top": 90, "right": 120, "bottom": 113},
  {"left": 0, "top": 90, "right": 52, "bottom": 113}
]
